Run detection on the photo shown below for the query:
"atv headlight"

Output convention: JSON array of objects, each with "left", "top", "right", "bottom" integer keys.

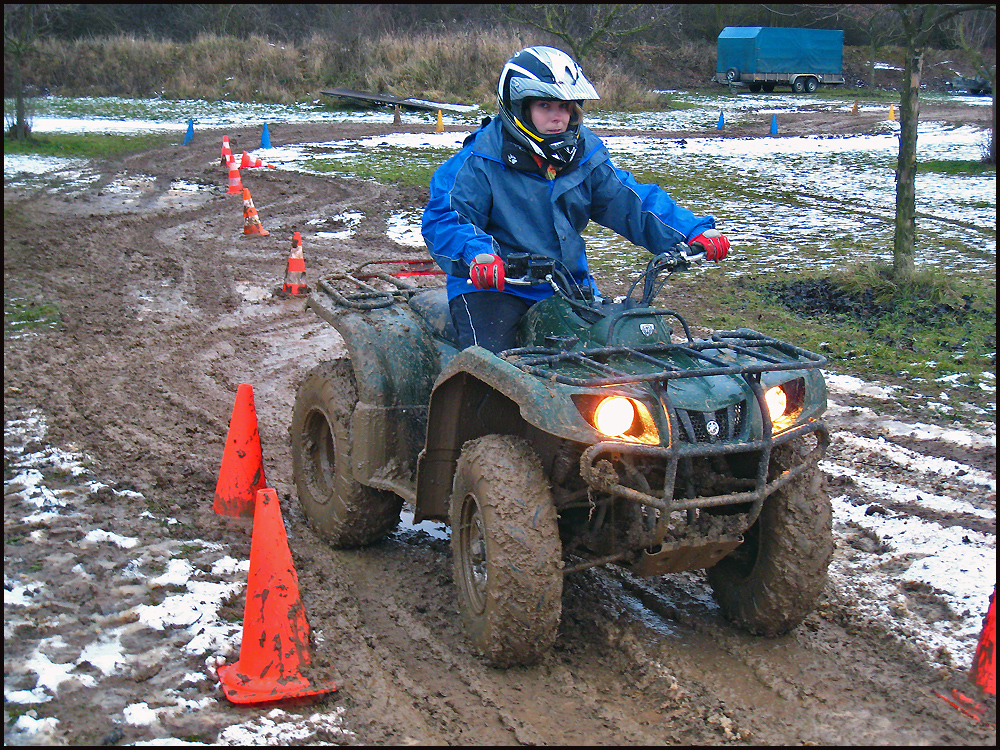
[
  {"left": 594, "top": 396, "right": 635, "bottom": 437},
  {"left": 764, "top": 379, "right": 805, "bottom": 433},
  {"left": 573, "top": 394, "right": 660, "bottom": 443}
]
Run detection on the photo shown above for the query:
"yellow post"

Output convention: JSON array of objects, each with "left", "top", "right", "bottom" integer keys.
[
  {"left": 851, "top": 100, "right": 858, "bottom": 115},
  {"left": 888, "top": 104, "right": 895, "bottom": 121},
  {"left": 436, "top": 109, "right": 444, "bottom": 133}
]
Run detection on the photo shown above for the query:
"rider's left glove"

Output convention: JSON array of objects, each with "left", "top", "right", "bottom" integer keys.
[
  {"left": 470, "top": 253, "right": 505, "bottom": 291},
  {"left": 688, "top": 229, "right": 730, "bottom": 261}
]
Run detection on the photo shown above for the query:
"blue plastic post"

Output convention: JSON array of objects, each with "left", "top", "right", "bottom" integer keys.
[
  {"left": 717, "top": 111, "right": 724, "bottom": 130},
  {"left": 182, "top": 118, "right": 194, "bottom": 145},
  {"left": 261, "top": 123, "right": 271, "bottom": 149},
  {"left": 770, "top": 114, "right": 777, "bottom": 135}
]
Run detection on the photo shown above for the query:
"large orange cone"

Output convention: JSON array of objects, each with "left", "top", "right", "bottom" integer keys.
[
  {"left": 282, "top": 232, "right": 311, "bottom": 296},
  {"left": 970, "top": 587, "right": 996, "bottom": 696},
  {"left": 221, "top": 135, "right": 232, "bottom": 166},
  {"left": 242, "top": 188, "right": 269, "bottom": 237},
  {"left": 227, "top": 161, "right": 243, "bottom": 195},
  {"left": 213, "top": 384, "right": 266, "bottom": 518},
  {"left": 217, "top": 488, "right": 338, "bottom": 704}
]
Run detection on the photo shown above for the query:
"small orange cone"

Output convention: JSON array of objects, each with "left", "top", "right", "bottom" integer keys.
[
  {"left": 282, "top": 232, "right": 311, "bottom": 296},
  {"left": 242, "top": 188, "right": 269, "bottom": 237},
  {"left": 217, "top": 488, "right": 338, "bottom": 704},
  {"left": 970, "top": 587, "right": 996, "bottom": 696},
  {"left": 221, "top": 135, "right": 232, "bottom": 166},
  {"left": 227, "top": 161, "right": 243, "bottom": 195},
  {"left": 888, "top": 103, "right": 895, "bottom": 121},
  {"left": 213, "top": 384, "right": 266, "bottom": 518},
  {"left": 851, "top": 100, "right": 858, "bottom": 115}
]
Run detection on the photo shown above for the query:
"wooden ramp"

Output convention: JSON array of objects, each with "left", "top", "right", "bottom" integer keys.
[{"left": 322, "top": 88, "right": 477, "bottom": 114}]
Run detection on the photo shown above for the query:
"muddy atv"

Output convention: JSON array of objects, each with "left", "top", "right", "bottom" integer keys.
[{"left": 290, "top": 248, "right": 832, "bottom": 668}]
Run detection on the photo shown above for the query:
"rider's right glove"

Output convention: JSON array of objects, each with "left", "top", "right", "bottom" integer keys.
[
  {"left": 470, "top": 253, "right": 505, "bottom": 291},
  {"left": 688, "top": 229, "right": 730, "bottom": 261}
]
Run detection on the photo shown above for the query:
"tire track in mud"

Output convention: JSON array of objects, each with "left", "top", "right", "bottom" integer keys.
[{"left": 293, "top": 534, "right": 698, "bottom": 746}]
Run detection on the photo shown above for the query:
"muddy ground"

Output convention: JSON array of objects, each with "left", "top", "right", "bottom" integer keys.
[{"left": 4, "top": 100, "right": 996, "bottom": 745}]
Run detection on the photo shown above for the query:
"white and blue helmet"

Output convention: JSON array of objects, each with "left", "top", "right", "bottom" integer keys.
[{"left": 497, "top": 46, "right": 600, "bottom": 167}]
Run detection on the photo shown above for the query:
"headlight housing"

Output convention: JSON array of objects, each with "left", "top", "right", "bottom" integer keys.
[
  {"left": 764, "top": 378, "right": 805, "bottom": 433},
  {"left": 573, "top": 394, "right": 660, "bottom": 443}
]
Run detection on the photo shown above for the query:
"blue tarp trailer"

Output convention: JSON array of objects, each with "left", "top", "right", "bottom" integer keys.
[{"left": 714, "top": 27, "right": 845, "bottom": 93}]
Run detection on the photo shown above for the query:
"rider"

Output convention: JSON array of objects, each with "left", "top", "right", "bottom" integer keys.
[{"left": 421, "top": 45, "right": 730, "bottom": 353}]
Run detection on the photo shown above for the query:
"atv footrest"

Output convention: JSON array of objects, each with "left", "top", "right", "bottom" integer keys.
[{"left": 628, "top": 534, "right": 743, "bottom": 576}]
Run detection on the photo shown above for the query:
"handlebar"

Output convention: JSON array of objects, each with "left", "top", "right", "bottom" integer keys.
[{"left": 462, "top": 243, "right": 705, "bottom": 310}]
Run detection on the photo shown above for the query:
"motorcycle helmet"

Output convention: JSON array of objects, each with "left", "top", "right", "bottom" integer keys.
[{"left": 497, "top": 46, "right": 600, "bottom": 167}]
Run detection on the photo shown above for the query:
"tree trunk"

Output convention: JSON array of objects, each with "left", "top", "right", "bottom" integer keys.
[
  {"left": 14, "top": 61, "right": 28, "bottom": 140},
  {"left": 893, "top": 44, "right": 923, "bottom": 280}
]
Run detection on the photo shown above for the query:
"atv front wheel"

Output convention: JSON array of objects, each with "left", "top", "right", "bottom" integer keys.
[
  {"left": 291, "top": 359, "right": 402, "bottom": 547},
  {"left": 706, "top": 438, "right": 832, "bottom": 635},
  {"left": 450, "top": 435, "right": 562, "bottom": 667}
]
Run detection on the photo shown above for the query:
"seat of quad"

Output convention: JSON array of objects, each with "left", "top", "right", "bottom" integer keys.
[{"left": 408, "top": 287, "right": 459, "bottom": 345}]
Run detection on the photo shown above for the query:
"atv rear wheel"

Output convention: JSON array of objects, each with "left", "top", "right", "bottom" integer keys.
[
  {"left": 291, "top": 359, "right": 402, "bottom": 547},
  {"left": 706, "top": 438, "right": 832, "bottom": 635},
  {"left": 450, "top": 435, "right": 562, "bottom": 667}
]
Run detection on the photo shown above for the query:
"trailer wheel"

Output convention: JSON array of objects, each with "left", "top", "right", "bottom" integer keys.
[
  {"left": 792, "top": 78, "right": 806, "bottom": 94},
  {"left": 805, "top": 77, "right": 819, "bottom": 93},
  {"left": 706, "top": 438, "right": 832, "bottom": 636},
  {"left": 291, "top": 359, "right": 402, "bottom": 548},
  {"left": 762, "top": 83, "right": 775, "bottom": 93},
  {"left": 450, "top": 435, "right": 562, "bottom": 668},
  {"left": 725, "top": 67, "right": 740, "bottom": 83},
  {"left": 748, "top": 83, "right": 762, "bottom": 93}
]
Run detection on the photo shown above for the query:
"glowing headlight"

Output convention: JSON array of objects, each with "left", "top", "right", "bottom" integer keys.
[
  {"left": 764, "top": 386, "right": 788, "bottom": 422},
  {"left": 764, "top": 380, "right": 805, "bottom": 433},
  {"left": 593, "top": 396, "right": 636, "bottom": 437}
]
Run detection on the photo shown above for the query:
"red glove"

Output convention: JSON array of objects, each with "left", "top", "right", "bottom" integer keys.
[
  {"left": 470, "top": 253, "right": 505, "bottom": 290},
  {"left": 689, "top": 229, "right": 730, "bottom": 261}
]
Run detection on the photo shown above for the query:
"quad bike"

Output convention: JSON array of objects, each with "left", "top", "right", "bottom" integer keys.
[{"left": 290, "top": 246, "right": 832, "bottom": 668}]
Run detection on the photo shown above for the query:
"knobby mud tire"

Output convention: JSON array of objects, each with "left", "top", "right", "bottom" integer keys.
[
  {"left": 450, "top": 435, "right": 563, "bottom": 668},
  {"left": 290, "top": 359, "right": 402, "bottom": 548},
  {"left": 706, "top": 438, "right": 832, "bottom": 636}
]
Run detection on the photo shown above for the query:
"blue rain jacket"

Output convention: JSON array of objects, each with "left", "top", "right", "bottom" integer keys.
[{"left": 421, "top": 116, "right": 717, "bottom": 303}]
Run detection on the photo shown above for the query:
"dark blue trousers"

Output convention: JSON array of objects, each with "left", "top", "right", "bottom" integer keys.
[{"left": 449, "top": 291, "right": 533, "bottom": 353}]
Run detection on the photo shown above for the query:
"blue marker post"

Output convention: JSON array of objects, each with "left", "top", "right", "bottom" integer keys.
[
  {"left": 261, "top": 123, "right": 271, "bottom": 149},
  {"left": 770, "top": 114, "right": 777, "bottom": 135},
  {"left": 182, "top": 118, "right": 194, "bottom": 145},
  {"left": 717, "top": 111, "right": 724, "bottom": 130}
]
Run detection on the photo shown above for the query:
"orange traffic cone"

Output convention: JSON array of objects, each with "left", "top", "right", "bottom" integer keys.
[
  {"left": 227, "top": 161, "right": 243, "bottom": 195},
  {"left": 217, "top": 488, "right": 338, "bottom": 704},
  {"left": 282, "top": 232, "right": 311, "bottom": 296},
  {"left": 213, "top": 384, "right": 266, "bottom": 518},
  {"left": 851, "top": 100, "right": 858, "bottom": 115},
  {"left": 221, "top": 135, "right": 232, "bottom": 166},
  {"left": 970, "top": 587, "right": 996, "bottom": 696},
  {"left": 888, "top": 104, "right": 895, "bottom": 121},
  {"left": 242, "top": 188, "right": 269, "bottom": 237}
]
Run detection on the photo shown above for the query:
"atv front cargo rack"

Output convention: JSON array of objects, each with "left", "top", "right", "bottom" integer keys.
[{"left": 501, "top": 328, "right": 826, "bottom": 387}]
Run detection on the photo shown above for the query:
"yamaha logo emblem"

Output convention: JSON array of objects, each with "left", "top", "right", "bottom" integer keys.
[
  {"left": 640, "top": 323, "right": 655, "bottom": 336},
  {"left": 706, "top": 420, "right": 721, "bottom": 437}
]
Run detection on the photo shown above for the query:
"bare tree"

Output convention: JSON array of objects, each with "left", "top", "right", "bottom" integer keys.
[
  {"left": 4, "top": 4, "right": 61, "bottom": 140},
  {"left": 838, "top": 4, "right": 904, "bottom": 89},
  {"left": 951, "top": 6, "right": 996, "bottom": 163},
  {"left": 891, "top": 3, "right": 987, "bottom": 280},
  {"left": 502, "top": 4, "right": 665, "bottom": 61}
]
